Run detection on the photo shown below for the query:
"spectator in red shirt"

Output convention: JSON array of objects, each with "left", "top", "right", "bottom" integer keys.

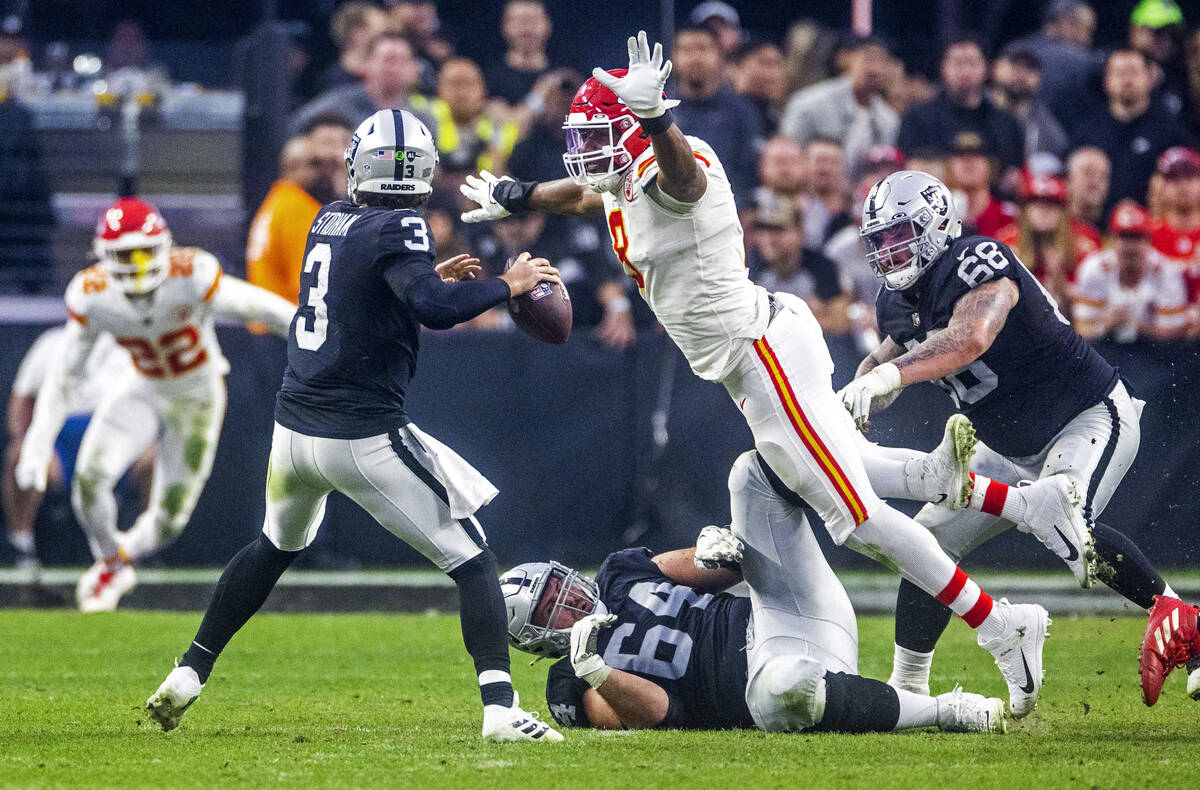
[
  {"left": 945, "top": 131, "right": 1016, "bottom": 237},
  {"left": 995, "top": 172, "right": 1100, "bottom": 313},
  {"left": 1148, "top": 146, "right": 1200, "bottom": 300}
]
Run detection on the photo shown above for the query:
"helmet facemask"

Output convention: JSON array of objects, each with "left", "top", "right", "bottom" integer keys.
[
  {"left": 562, "top": 113, "right": 638, "bottom": 193},
  {"left": 862, "top": 214, "right": 939, "bottom": 291},
  {"left": 95, "top": 234, "right": 171, "bottom": 296},
  {"left": 503, "top": 561, "right": 604, "bottom": 658},
  {"left": 860, "top": 172, "right": 961, "bottom": 291}
]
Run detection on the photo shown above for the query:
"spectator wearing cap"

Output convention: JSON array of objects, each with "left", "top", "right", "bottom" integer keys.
[
  {"left": 748, "top": 196, "right": 851, "bottom": 333},
  {"left": 690, "top": 1, "right": 743, "bottom": 57},
  {"left": 995, "top": 173, "right": 1100, "bottom": 313},
  {"left": 1008, "top": 1, "right": 1102, "bottom": 130},
  {"left": 780, "top": 35, "right": 898, "bottom": 184},
  {"left": 1071, "top": 49, "right": 1187, "bottom": 218},
  {"left": 485, "top": 0, "right": 558, "bottom": 107},
  {"left": 991, "top": 45, "right": 1070, "bottom": 161},
  {"left": 801, "top": 138, "right": 852, "bottom": 249},
  {"left": 730, "top": 39, "right": 787, "bottom": 136},
  {"left": 1072, "top": 199, "right": 1195, "bottom": 341},
  {"left": 1148, "top": 147, "right": 1200, "bottom": 302},
  {"left": 672, "top": 26, "right": 763, "bottom": 206},
  {"left": 946, "top": 131, "right": 1016, "bottom": 237},
  {"left": 1129, "top": 0, "right": 1190, "bottom": 122},
  {"left": 316, "top": 2, "right": 387, "bottom": 95},
  {"left": 290, "top": 31, "right": 435, "bottom": 137},
  {"left": 897, "top": 36, "right": 1025, "bottom": 175},
  {"left": 1066, "top": 146, "right": 1111, "bottom": 233}
]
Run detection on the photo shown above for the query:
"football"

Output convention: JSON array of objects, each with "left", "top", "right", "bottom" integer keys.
[{"left": 507, "top": 278, "right": 572, "bottom": 344}]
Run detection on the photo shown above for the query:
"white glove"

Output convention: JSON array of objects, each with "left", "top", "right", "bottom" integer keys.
[
  {"left": 694, "top": 525, "right": 744, "bottom": 570},
  {"left": 569, "top": 613, "right": 617, "bottom": 689},
  {"left": 592, "top": 31, "right": 672, "bottom": 118},
  {"left": 15, "top": 440, "right": 52, "bottom": 493},
  {"left": 459, "top": 170, "right": 513, "bottom": 223},
  {"left": 837, "top": 362, "right": 902, "bottom": 432}
]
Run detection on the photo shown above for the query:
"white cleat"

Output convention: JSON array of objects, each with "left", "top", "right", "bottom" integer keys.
[
  {"left": 146, "top": 665, "right": 204, "bottom": 732},
  {"left": 482, "top": 703, "right": 563, "bottom": 742},
  {"left": 911, "top": 414, "right": 976, "bottom": 509},
  {"left": 1018, "top": 475, "right": 1096, "bottom": 587},
  {"left": 76, "top": 558, "right": 137, "bottom": 612},
  {"left": 978, "top": 599, "right": 1050, "bottom": 719},
  {"left": 936, "top": 686, "right": 1008, "bottom": 734},
  {"left": 1188, "top": 666, "right": 1200, "bottom": 701}
]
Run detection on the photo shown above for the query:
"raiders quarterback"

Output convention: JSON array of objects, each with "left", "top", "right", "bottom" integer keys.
[
  {"left": 16, "top": 198, "right": 296, "bottom": 612},
  {"left": 145, "top": 109, "right": 564, "bottom": 742},
  {"left": 504, "top": 451, "right": 1006, "bottom": 734},
  {"left": 839, "top": 170, "right": 1196, "bottom": 705},
  {"left": 462, "top": 31, "right": 1054, "bottom": 718}
]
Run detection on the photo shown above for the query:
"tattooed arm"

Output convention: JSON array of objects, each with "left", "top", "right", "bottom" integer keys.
[{"left": 890, "top": 279, "right": 1019, "bottom": 385}]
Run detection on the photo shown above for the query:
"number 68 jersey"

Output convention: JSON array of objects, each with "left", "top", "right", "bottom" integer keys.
[{"left": 876, "top": 234, "right": 1118, "bottom": 458}]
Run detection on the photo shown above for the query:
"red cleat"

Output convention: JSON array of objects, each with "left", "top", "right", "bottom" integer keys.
[{"left": 1139, "top": 595, "right": 1200, "bottom": 706}]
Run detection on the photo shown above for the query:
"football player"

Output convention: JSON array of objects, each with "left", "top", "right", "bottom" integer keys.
[
  {"left": 145, "top": 109, "right": 564, "bottom": 743},
  {"left": 15, "top": 198, "right": 297, "bottom": 611},
  {"left": 504, "top": 451, "right": 1006, "bottom": 734},
  {"left": 462, "top": 31, "right": 1055, "bottom": 718},
  {"left": 838, "top": 169, "right": 1195, "bottom": 705}
]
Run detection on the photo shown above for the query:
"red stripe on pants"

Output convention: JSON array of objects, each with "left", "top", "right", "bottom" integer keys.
[{"left": 935, "top": 566, "right": 968, "bottom": 606}]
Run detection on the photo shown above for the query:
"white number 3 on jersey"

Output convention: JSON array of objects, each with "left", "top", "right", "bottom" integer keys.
[{"left": 296, "top": 243, "right": 331, "bottom": 350}]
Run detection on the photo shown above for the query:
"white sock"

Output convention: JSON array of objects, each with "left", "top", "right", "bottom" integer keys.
[
  {"left": 894, "top": 687, "right": 940, "bottom": 729},
  {"left": 889, "top": 644, "right": 934, "bottom": 691},
  {"left": 8, "top": 530, "right": 35, "bottom": 554},
  {"left": 967, "top": 474, "right": 1026, "bottom": 522},
  {"left": 1163, "top": 583, "right": 1180, "bottom": 600}
]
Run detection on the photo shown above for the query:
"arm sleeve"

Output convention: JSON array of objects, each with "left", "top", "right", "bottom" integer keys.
[
  {"left": 210, "top": 273, "right": 298, "bottom": 337},
  {"left": 545, "top": 659, "right": 592, "bottom": 728},
  {"left": 384, "top": 258, "right": 511, "bottom": 330}
]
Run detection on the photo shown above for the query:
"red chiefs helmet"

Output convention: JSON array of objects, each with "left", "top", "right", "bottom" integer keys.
[
  {"left": 93, "top": 197, "right": 172, "bottom": 294},
  {"left": 562, "top": 69, "right": 678, "bottom": 192}
]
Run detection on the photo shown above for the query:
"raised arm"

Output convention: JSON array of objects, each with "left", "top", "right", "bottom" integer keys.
[
  {"left": 210, "top": 274, "right": 297, "bottom": 337},
  {"left": 838, "top": 279, "right": 1017, "bottom": 430},
  {"left": 591, "top": 32, "right": 706, "bottom": 204}
]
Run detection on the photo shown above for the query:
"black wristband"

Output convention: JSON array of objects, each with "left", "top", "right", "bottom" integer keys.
[
  {"left": 638, "top": 109, "right": 675, "bottom": 136},
  {"left": 493, "top": 178, "right": 538, "bottom": 213}
]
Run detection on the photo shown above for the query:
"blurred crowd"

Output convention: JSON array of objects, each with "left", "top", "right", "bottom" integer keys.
[{"left": 8, "top": 0, "right": 1200, "bottom": 349}]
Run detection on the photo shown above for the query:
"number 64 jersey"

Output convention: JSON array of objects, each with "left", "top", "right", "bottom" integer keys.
[
  {"left": 876, "top": 234, "right": 1118, "bottom": 458},
  {"left": 545, "top": 548, "right": 755, "bottom": 730}
]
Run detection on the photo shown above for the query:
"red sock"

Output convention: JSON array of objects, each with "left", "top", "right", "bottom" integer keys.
[{"left": 967, "top": 473, "right": 1026, "bottom": 522}]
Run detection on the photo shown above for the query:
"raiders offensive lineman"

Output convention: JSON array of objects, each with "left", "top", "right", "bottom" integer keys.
[
  {"left": 461, "top": 30, "right": 1056, "bottom": 718},
  {"left": 838, "top": 170, "right": 1194, "bottom": 704},
  {"left": 16, "top": 198, "right": 296, "bottom": 611},
  {"left": 504, "top": 451, "right": 1006, "bottom": 734},
  {"left": 146, "top": 110, "right": 564, "bottom": 742}
]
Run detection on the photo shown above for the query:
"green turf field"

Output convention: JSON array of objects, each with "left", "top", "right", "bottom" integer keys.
[{"left": 1, "top": 610, "right": 1196, "bottom": 789}]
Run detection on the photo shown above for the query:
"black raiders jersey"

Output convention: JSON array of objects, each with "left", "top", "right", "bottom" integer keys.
[
  {"left": 876, "top": 234, "right": 1118, "bottom": 458},
  {"left": 275, "top": 201, "right": 435, "bottom": 439},
  {"left": 545, "top": 548, "right": 754, "bottom": 730}
]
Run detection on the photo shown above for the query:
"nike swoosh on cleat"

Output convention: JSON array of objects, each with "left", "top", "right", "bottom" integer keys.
[
  {"left": 934, "top": 493, "right": 948, "bottom": 505},
  {"left": 1018, "top": 650, "right": 1036, "bottom": 694},
  {"left": 1052, "top": 525, "right": 1079, "bottom": 561}
]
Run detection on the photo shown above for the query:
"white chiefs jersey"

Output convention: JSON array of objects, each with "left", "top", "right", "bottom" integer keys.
[
  {"left": 602, "top": 136, "right": 769, "bottom": 381},
  {"left": 1072, "top": 248, "right": 1192, "bottom": 338},
  {"left": 64, "top": 247, "right": 232, "bottom": 397}
]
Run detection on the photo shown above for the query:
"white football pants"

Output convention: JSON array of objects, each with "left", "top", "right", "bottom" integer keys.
[
  {"left": 915, "top": 380, "right": 1143, "bottom": 560},
  {"left": 73, "top": 371, "right": 225, "bottom": 561},
  {"left": 730, "top": 451, "right": 860, "bottom": 732},
  {"left": 261, "top": 422, "right": 488, "bottom": 572}
]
